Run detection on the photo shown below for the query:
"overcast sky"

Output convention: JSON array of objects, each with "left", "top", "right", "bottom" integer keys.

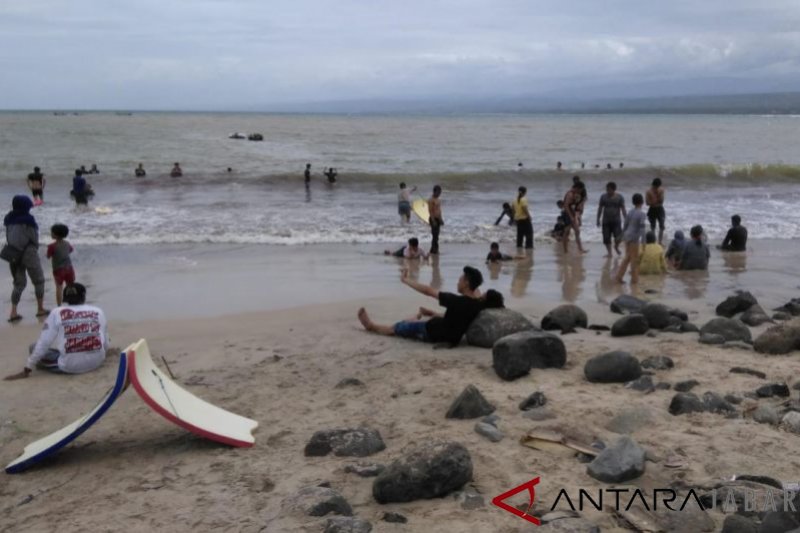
[{"left": 2, "top": 0, "right": 799, "bottom": 110}]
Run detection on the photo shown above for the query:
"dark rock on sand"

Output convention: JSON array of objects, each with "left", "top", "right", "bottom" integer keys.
[
  {"left": 773, "top": 311, "right": 792, "bottom": 321},
  {"left": 625, "top": 375, "right": 655, "bottom": 392},
  {"left": 465, "top": 308, "right": 537, "bottom": 348},
  {"left": 541, "top": 304, "right": 588, "bottom": 333},
  {"left": 641, "top": 355, "right": 674, "bottom": 370},
  {"left": 721, "top": 514, "right": 758, "bottom": 533},
  {"left": 641, "top": 303, "right": 674, "bottom": 329},
  {"left": 716, "top": 290, "right": 758, "bottom": 317},
  {"left": 305, "top": 428, "right": 386, "bottom": 457},
  {"left": 584, "top": 351, "right": 642, "bottom": 383},
  {"left": 474, "top": 422, "right": 504, "bottom": 442},
  {"left": 702, "top": 391, "right": 736, "bottom": 414},
  {"left": 335, "top": 377, "right": 365, "bottom": 389},
  {"left": 669, "top": 393, "right": 706, "bottom": 415},
  {"left": 730, "top": 367, "right": 767, "bottom": 379},
  {"left": 758, "top": 511, "right": 800, "bottom": 533},
  {"left": 674, "top": 379, "right": 700, "bottom": 392},
  {"left": 372, "top": 440, "right": 472, "bottom": 503},
  {"left": 741, "top": 304, "right": 773, "bottom": 327},
  {"left": 754, "top": 320, "right": 800, "bottom": 355},
  {"left": 611, "top": 314, "right": 650, "bottom": 337},
  {"left": 756, "top": 383, "right": 791, "bottom": 398},
  {"left": 724, "top": 394, "right": 743, "bottom": 405},
  {"left": 700, "top": 317, "right": 752, "bottom": 343},
  {"left": 446, "top": 385, "right": 495, "bottom": 419},
  {"left": 656, "top": 382, "right": 672, "bottom": 390},
  {"left": 492, "top": 330, "right": 567, "bottom": 381},
  {"left": 519, "top": 391, "right": 547, "bottom": 411},
  {"left": 699, "top": 333, "right": 726, "bottom": 345},
  {"left": 610, "top": 294, "right": 647, "bottom": 314},
  {"left": 324, "top": 517, "right": 373, "bottom": 533},
  {"left": 586, "top": 436, "right": 646, "bottom": 483},
  {"left": 283, "top": 486, "right": 353, "bottom": 517},
  {"left": 775, "top": 297, "right": 800, "bottom": 316},
  {"left": 382, "top": 512, "right": 407, "bottom": 524},
  {"left": 680, "top": 322, "right": 700, "bottom": 333},
  {"left": 670, "top": 308, "right": 690, "bottom": 322}
]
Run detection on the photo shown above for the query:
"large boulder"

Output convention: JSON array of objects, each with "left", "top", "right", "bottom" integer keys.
[
  {"left": 754, "top": 319, "right": 800, "bottom": 355},
  {"left": 584, "top": 351, "right": 642, "bottom": 383},
  {"left": 610, "top": 294, "right": 647, "bottom": 314},
  {"left": 492, "top": 331, "right": 567, "bottom": 381},
  {"left": 372, "top": 440, "right": 472, "bottom": 503},
  {"left": 668, "top": 393, "right": 706, "bottom": 415},
  {"left": 541, "top": 304, "right": 588, "bottom": 333},
  {"left": 611, "top": 314, "right": 650, "bottom": 337},
  {"left": 715, "top": 291, "right": 758, "bottom": 317},
  {"left": 700, "top": 318, "right": 752, "bottom": 344},
  {"left": 465, "top": 308, "right": 537, "bottom": 348},
  {"left": 740, "top": 305, "right": 772, "bottom": 327},
  {"left": 641, "top": 303, "right": 673, "bottom": 330},
  {"left": 446, "top": 385, "right": 494, "bottom": 419},
  {"left": 305, "top": 428, "right": 386, "bottom": 457},
  {"left": 586, "top": 436, "right": 646, "bottom": 483}
]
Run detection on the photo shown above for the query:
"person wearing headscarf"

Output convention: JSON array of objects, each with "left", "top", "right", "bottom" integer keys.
[{"left": 4, "top": 195, "right": 47, "bottom": 322}]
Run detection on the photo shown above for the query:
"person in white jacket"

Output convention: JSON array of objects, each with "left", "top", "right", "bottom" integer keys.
[{"left": 4, "top": 283, "right": 109, "bottom": 380}]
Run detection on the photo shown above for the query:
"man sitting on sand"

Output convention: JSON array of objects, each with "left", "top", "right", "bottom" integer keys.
[
  {"left": 4, "top": 284, "right": 109, "bottom": 380},
  {"left": 357, "top": 266, "right": 504, "bottom": 346},
  {"left": 719, "top": 215, "right": 748, "bottom": 252}
]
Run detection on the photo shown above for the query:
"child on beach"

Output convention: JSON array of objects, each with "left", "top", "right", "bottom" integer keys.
[
  {"left": 638, "top": 231, "right": 667, "bottom": 275},
  {"left": 46, "top": 224, "right": 75, "bottom": 306},
  {"left": 664, "top": 230, "right": 686, "bottom": 267},
  {"left": 550, "top": 200, "right": 569, "bottom": 241},
  {"left": 615, "top": 193, "right": 647, "bottom": 284},
  {"left": 486, "top": 242, "right": 514, "bottom": 263},
  {"left": 385, "top": 238, "right": 429, "bottom": 259}
]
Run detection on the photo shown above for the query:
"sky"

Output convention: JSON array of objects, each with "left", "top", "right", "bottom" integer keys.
[{"left": 1, "top": 0, "right": 799, "bottom": 110}]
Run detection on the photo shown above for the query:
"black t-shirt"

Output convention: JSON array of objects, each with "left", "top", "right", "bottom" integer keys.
[
  {"left": 722, "top": 226, "right": 748, "bottom": 251},
  {"left": 425, "top": 292, "right": 484, "bottom": 345},
  {"left": 28, "top": 172, "right": 44, "bottom": 187}
]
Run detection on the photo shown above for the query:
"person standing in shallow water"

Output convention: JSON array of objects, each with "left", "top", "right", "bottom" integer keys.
[
  {"left": 27, "top": 167, "right": 46, "bottom": 203},
  {"left": 615, "top": 193, "right": 647, "bottom": 284},
  {"left": 304, "top": 163, "right": 311, "bottom": 187},
  {"left": 512, "top": 186, "right": 533, "bottom": 249},
  {"left": 646, "top": 178, "right": 666, "bottom": 245},
  {"left": 397, "top": 182, "right": 416, "bottom": 224},
  {"left": 4, "top": 196, "right": 48, "bottom": 322},
  {"left": 596, "top": 181, "right": 626, "bottom": 257},
  {"left": 428, "top": 185, "right": 443, "bottom": 255}
]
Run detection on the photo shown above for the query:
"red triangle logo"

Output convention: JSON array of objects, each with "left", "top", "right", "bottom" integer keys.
[{"left": 492, "top": 477, "right": 541, "bottom": 526}]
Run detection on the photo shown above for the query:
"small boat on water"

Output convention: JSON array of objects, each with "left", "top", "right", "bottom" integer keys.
[
  {"left": 229, "top": 132, "right": 246, "bottom": 139},
  {"left": 247, "top": 133, "right": 264, "bottom": 141}
]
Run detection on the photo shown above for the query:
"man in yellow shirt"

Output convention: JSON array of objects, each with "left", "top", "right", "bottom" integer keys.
[
  {"left": 638, "top": 231, "right": 667, "bottom": 275},
  {"left": 512, "top": 186, "right": 533, "bottom": 249}
]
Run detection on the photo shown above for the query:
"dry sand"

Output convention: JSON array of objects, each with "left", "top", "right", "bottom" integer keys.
[{"left": 2, "top": 290, "right": 800, "bottom": 532}]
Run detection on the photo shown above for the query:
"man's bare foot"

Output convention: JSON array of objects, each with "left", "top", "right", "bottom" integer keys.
[{"left": 357, "top": 307, "right": 375, "bottom": 331}]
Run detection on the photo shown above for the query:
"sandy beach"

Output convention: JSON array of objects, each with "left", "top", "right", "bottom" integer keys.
[{"left": 2, "top": 240, "right": 800, "bottom": 532}]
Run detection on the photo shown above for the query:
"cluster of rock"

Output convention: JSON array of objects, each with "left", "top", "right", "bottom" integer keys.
[{"left": 608, "top": 295, "right": 697, "bottom": 337}]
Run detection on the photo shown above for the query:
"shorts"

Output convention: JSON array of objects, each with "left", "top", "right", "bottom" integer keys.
[
  {"left": 398, "top": 201, "right": 411, "bottom": 216},
  {"left": 602, "top": 220, "right": 622, "bottom": 244},
  {"left": 393, "top": 320, "right": 429, "bottom": 341},
  {"left": 647, "top": 206, "right": 665, "bottom": 230},
  {"left": 53, "top": 266, "right": 75, "bottom": 285},
  {"left": 31, "top": 188, "right": 43, "bottom": 199}
]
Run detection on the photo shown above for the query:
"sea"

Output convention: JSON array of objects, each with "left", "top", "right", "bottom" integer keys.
[{"left": 1, "top": 111, "right": 800, "bottom": 246}]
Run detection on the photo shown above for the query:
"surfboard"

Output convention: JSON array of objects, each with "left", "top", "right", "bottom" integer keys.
[
  {"left": 5, "top": 353, "right": 129, "bottom": 474},
  {"left": 127, "top": 339, "right": 258, "bottom": 447},
  {"left": 411, "top": 198, "right": 430, "bottom": 224}
]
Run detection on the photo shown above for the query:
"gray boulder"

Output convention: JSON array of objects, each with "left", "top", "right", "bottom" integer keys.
[
  {"left": 283, "top": 486, "right": 353, "bottom": 517},
  {"left": 753, "top": 405, "right": 781, "bottom": 425},
  {"left": 721, "top": 514, "right": 758, "bottom": 533},
  {"left": 774, "top": 311, "right": 792, "bottom": 321},
  {"left": 324, "top": 517, "right": 373, "bottom": 533},
  {"left": 305, "top": 428, "right": 386, "bottom": 457},
  {"left": 641, "top": 355, "right": 674, "bottom": 370},
  {"left": 641, "top": 303, "right": 673, "bottom": 329},
  {"left": 584, "top": 351, "right": 642, "bottom": 383},
  {"left": 446, "top": 385, "right": 494, "bottom": 419},
  {"left": 775, "top": 297, "right": 800, "bottom": 316},
  {"left": 668, "top": 393, "right": 706, "bottom": 415},
  {"left": 611, "top": 314, "right": 650, "bottom": 337},
  {"left": 674, "top": 379, "right": 700, "bottom": 392},
  {"left": 610, "top": 294, "right": 647, "bottom": 314},
  {"left": 756, "top": 383, "right": 790, "bottom": 398},
  {"left": 492, "top": 330, "right": 567, "bottom": 381},
  {"left": 680, "top": 322, "right": 700, "bottom": 333},
  {"left": 759, "top": 511, "right": 800, "bottom": 533},
  {"left": 586, "top": 436, "right": 646, "bottom": 483},
  {"left": 702, "top": 392, "right": 736, "bottom": 414},
  {"left": 541, "top": 304, "right": 588, "bottom": 333},
  {"left": 782, "top": 412, "right": 800, "bottom": 434},
  {"left": 699, "top": 333, "right": 726, "bottom": 345},
  {"left": 716, "top": 291, "right": 758, "bottom": 317},
  {"left": 700, "top": 317, "right": 752, "bottom": 343},
  {"left": 465, "top": 308, "right": 537, "bottom": 348},
  {"left": 625, "top": 375, "right": 655, "bottom": 392},
  {"left": 754, "top": 319, "right": 800, "bottom": 355},
  {"left": 372, "top": 440, "right": 472, "bottom": 503},
  {"left": 474, "top": 422, "right": 504, "bottom": 442},
  {"left": 741, "top": 304, "right": 773, "bottom": 327},
  {"left": 605, "top": 406, "right": 655, "bottom": 434}
]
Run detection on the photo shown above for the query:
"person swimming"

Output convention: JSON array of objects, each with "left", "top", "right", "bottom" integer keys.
[
  {"left": 324, "top": 168, "right": 338, "bottom": 184},
  {"left": 170, "top": 163, "right": 182, "bottom": 177},
  {"left": 135, "top": 163, "right": 146, "bottom": 177}
]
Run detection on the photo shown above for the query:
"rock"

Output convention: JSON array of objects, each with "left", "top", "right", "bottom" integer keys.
[
  {"left": 670, "top": 308, "right": 690, "bottom": 322},
  {"left": 756, "top": 383, "right": 791, "bottom": 398},
  {"left": 753, "top": 405, "right": 781, "bottom": 425},
  {"left": 445, "top": 385, "right": 495, "bottom": 419},
  {"left": 610, "top": 294, "right": 647, "bottom": 314},
  {"left": 344, "top": 463, "right": 384, "bottom": 477},
  {"left": 519, "top": 392, "right": 547, "bottom": 411},
  {"left": 716, "top": 290, "right": 758, "bottom": 317},
  {"left": 725, "top": 394, "right": 743, "bottom": 405},
  {"left": 754, "top": 319, "right": 800, "bottom": 355},
  {"left": 773, "top": 311, "right": 792, "bottom": 321},
  {"left": 730, "top": 367, "right": 767, "bottom": 379},
  {"left": 382, "top": 512, "right": 407, "bottom": 524},
  {"left": 605, "top": 406, "right": 655, "bottom": 434},
  {"left": 795, "top": 382, "right": 800, "bottom": 391},
  {"left": 324, "top": 517, "right": 373, "bottom": 533},
  {"left": 662, "top": 324, "right": 682, "bottom": 334},
  {"left": 741, "top": 304, "right": 773, "bottom": 327},
  {"left": 587, "top": 324, "right": 610, "bottom": 331},
  {"left": 702, "top": 391, "right": 736, "bottom": 414},
  {"left": 474, "top": 422, "right": 504, "bottom": 442},
  {"left": 699, "top": 333, "right": 726, "bottom": 345},
  {"left": 641, "top": 355, "right": 674, "bottom": 370},
  {"left": 454, "top": 487, "right": 485, "bottom": 510},
  {"left": 669, "top": 393, "right": 706, "bottom": 415},
  {"left": 782, "top": 412, "right": 800, "bottom": 434},
  {"left": 721, "top": 514, "right": 758, "bottom": 533},
  {"left": 482, "top": 413, "right": 500, "bottom": 426},
  {"left": 625, "top": 375, "right": 655, "bottom": 392},
  {"left": 373, "top": 440, "right": 472, "bottom": 503},
  {"left": 586, "top": 436, "right": 646, "bottom": 483},
  {"left": 305, "top": 428, "right": 386, "bottom": 458},
  {"left": 700, "top": 317, "right": 752, "bottom": 343},
  {"left": 541, "top": 304, "right": 588, "bottom": 333},
  {"left": 465, "top": 308, "right": 537, "bottom": 348},
  {"left": 775, "top": 297, "right": 800, "bottom": 316},
  {"left": 759, "top": 511, "right": 800, "bottom": 533},
  {"left": 641, "top": 303, "right": 674, "bottom": 329},
  {"left": 283, "top": 486, "right": 353, "bottom": 517},
  {"left": 674, "top": 379, "right": 700, "bottom": 392},
  {"left": 521, "top": 408, "right": 556, "bottom": 421},
  {"left": 335, "top": 377, "right": 365, "bottom": 388},
  {"left": 492, "top": 330, "right": 567, "bottom": 381},
  {"left": 610, "top": 314, "right": 650, "bottom": 337},
  {"left": 656, "top": 382, "right": 672, "bottom": 390},
  {"left": 584, "top": 351, "right": 642, "bottom": 383},
  {"left": 680, "top": 322, "right": 700, "bottom": 333}
]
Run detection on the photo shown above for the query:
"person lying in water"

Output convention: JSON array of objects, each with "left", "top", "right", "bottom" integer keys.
[
  {"left": 358, "top": 266, "right": 504, "bottom": 346},
  {"left": 384, "top": 237, "right": 429, "bottom": 259},
  {"left": 486, "top": 242, "right": 522, "bottom": 263}
]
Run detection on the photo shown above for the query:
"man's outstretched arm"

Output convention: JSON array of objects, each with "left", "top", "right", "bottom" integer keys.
[{"left": 401, "top": 269, "right": 439, "bottom": 299}]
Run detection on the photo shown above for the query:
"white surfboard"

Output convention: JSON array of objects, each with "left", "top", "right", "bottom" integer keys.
[
  {"left": 411, "top": 198, "right": 430, "bottom": 224},
  {"left": 5, "top": 353, "right": 129, "bottom": 474},
  {"left": 127, "top": 339, "right": 258, "bottom": 447}
]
